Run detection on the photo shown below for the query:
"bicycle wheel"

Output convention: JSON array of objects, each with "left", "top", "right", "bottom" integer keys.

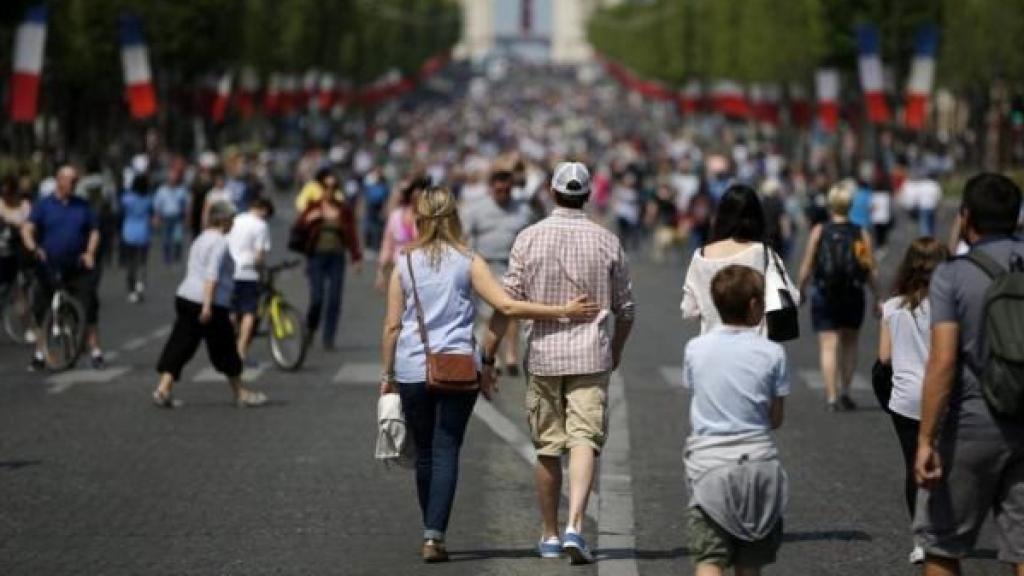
[
  {"left": 42, "top": 294, "right": 86, "bottom": 371},
  {"left": 2, "top": 284, "right": 36, "bottom": 344},
  {"left": 267, "top": 300, "right": 307, "bottom": 371}
]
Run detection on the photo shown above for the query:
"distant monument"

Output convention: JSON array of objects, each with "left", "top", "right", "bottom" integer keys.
[{"left": 454, "top": 0, "right": 619, "bottom": 65}]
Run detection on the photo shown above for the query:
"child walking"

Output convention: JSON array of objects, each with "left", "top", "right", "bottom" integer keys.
[{"left": 682, "top": 265, "right": 789, "bottom": 576}]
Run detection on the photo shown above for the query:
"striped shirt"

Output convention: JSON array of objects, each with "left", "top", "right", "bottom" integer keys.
[{"left": 503, "top": 208, "right": 635, "bottom": 376}]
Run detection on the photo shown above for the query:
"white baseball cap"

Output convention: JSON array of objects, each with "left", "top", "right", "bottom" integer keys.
[{"left": 551, "top": 161, "right": 591, "bottom": 196}]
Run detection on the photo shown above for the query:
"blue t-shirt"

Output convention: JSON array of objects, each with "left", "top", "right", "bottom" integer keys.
[
  {"left": 121, "top": 191, "right": 154, "bottom": 246},
  {"left": 30, "top": 195, "right": 97, "bottom": 269},
  {"left": 849, "top": 186, "right": 873, "bottom": 228},
  {"left": 153, "top": 184, "right": 188, "bottom": 219},
  {"left": 683, "top": 326, "right": 790, "bottom": 436}
]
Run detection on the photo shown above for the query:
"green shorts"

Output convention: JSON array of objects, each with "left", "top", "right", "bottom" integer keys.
[{"left": 687, "top": 506, "right": 782, "bottom": 568}]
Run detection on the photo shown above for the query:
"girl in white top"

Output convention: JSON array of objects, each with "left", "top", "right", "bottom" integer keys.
[
  {"left": 876, "top": 236, "right": 948, "bottom": 563},
  {"left": 681, "top": 184, "right": 797, "bottom": 334}
]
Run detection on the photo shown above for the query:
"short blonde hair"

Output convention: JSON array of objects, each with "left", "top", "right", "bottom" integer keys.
[{"left": 827, "top": 179, "right": 857, "bottom": 216}]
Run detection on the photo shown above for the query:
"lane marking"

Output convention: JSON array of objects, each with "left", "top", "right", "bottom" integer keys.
[
  {"left": 46, "top": 366, "right": 132, "bottom": 395},
  {"left": 798, "top": 369, "right": 870, "bottom": 391},
  {"left": 598, "top": 372, "right": 638, "bottom": 575},
  {"left": 660, "top": 365, "right": 683, "bottom": 389},
  {"left": 192, "top": 362, "right": 269, "bottom": 383},
  {"left": 332, "top": 362, "right": 381, "bottom": 385},
  {"left": 149, "top": 325, "right": 172, "bottom": 340},
  {"left": 121, "top": 336, "right": 149, "bottom": 351}
]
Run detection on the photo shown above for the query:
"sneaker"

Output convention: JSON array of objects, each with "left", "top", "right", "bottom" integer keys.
[
  {"left": 909, "top": 545, "right": 925, "bottom": 564},
  {"left": 421, "top": 539, "right": 449, "bottom": 563},
  {"left": 562, "top": 531, "right": 594, "bottom": 565},
  {"left": 506, "top": 364, "right": 521, "bottom": 378},
  {"left": 28, "top": 353, "right": 45, "bottom": 372},
  {"left": 90, "top": 351, "right": 106, "bottom": 370},
  {"left": 826, "top": 401, "right": 839, "bottom": 412},
  {"left": 537, "top": 536, "right": 562, "bottom": 559},
  {"left": 127, "top": 291, "right": 140, "bottom": 304},
  {"left": 152, "top": 390, "right": 184, "bottom": 409},
  {"left": 235, "top": 390, "right": 268, "bottom": 408},
  {"left": 24, "top": 330, "right": 36, "bottom": 344},
  {"left": 840, "top": 394, "right": 857, "bottom": 411}
]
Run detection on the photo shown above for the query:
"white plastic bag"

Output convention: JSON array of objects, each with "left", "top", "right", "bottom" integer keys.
[{"left": 375, "top": 393, "right": 413, "bottom": 468}]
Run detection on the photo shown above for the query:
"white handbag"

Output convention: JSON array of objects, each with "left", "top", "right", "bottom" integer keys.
[{"left": 375, "top": 393, "right": 413, "bottom": 468}]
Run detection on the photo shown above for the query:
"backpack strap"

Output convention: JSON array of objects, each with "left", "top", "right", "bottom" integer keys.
[{"left": 966, "top": 250, "right": 1007, "bottom": 279}]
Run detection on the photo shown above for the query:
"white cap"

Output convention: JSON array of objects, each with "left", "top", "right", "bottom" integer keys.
[{"left": 551, "top": 161, "right": 591, "bottom": 196}]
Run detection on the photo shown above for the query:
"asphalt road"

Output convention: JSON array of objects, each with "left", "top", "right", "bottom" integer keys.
[{"left": 0, "top": 202, "right": 1005, "bottom": 575}]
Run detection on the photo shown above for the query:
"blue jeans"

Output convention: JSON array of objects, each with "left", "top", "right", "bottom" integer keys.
[
  {"left": 160, "top": 216, "right": 184, "bottom": 263},
  {"left": 919, "top": 208, "right": 936, "bottom": 238},
  {"left": 398, "top": 382, "right": 478, "bottom": 541},
  {"left": 306, "top": 252, "right": 346, "bottom": 346}
]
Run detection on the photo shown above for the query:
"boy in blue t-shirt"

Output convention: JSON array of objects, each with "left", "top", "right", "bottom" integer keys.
[{"left": 682, "top": 265, "right": 789, "bottom": 576}]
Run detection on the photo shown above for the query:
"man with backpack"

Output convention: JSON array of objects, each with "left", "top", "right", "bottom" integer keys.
[{"left": 915, "top": 173, "right": 1024, "bottom": 575}]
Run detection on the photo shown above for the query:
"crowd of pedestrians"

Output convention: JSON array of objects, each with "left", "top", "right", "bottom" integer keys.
[{"left": 1, "top": 61, "right": 1022, "bottom": 575}]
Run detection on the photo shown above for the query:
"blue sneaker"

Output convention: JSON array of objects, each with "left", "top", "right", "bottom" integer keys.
[
  {"left": 537, "top": 536, "right": 561, "bottom": 559},
  {"left": 562, "top": 531, "right": 594, "bottom": 565}
]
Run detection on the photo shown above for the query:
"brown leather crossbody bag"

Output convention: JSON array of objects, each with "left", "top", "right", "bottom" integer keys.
[{"left": 406, "top": 252, "right": 480, "bottom": 394}]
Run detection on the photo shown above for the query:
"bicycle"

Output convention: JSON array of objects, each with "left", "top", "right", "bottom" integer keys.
[
  {"left": 1, "top": 268, "right": 37, "bottom": 345},
  {"left": 256, "top": 260, "right": 307, "bottom": 371},
  {"left": 39, "top": 268, "right": 87, "bottom": 371}
]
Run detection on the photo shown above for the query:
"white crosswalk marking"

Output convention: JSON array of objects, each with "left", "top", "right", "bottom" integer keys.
[
  {"left": 150, "top": 325, "right": 172, "bottom": 339},
  {"left": 659, "top": 365, "right": 683, "bottom": 389},
  {"left": 798, "top": 369, "right": 870, "bottom": 391},
  {"left": 47, "top": 366, "right": 132, "bottom": 395},
  {"left": 121, "top": 336, "right": 149, "bottom": 351},
  {"left": 332, "top": 362, "right": 382, "bottom": 385},
  {"left": 192, "top": 362, "right": 269, "bottom": 383}
]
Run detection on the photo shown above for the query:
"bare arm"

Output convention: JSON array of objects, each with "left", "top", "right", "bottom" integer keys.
[
  {"left": 379, "top": 267, "right": 404, "bottom": 394},
  {"left": 20, "top": 221, "right": 39, "bottom": 254},
  {"left": 861, "top": 228, "right": 881, "bottom": 300},
  {"left": 878, "top": 320, "right": 892, "bottom": 363},
  {"left": 770, "top": 397, "right": 785, "bottom": 429},
  {"left": 470, "top": 255, "right": 595, "bottom": 320},
  {"left": 915, "top": 323, "right": 958, "bottom": 488},
  {"left": 797, "top": 224, "right": 822, "bottom": 296}
]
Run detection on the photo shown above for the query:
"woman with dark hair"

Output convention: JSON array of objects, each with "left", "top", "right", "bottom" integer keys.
[
  {"left": 681, "top": 183, "right": 796, "bottom": 334},
  {"left": 875, "top": 237, "right": 948, "bottom": 565}
]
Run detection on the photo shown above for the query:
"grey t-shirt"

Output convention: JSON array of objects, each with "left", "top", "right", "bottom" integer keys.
[
  {"left": 177, "top": 229, "right": 235, "bottom": 308},
  {"left": 460, "top": 195, "right": 533, "bottom": 262},
  {"left": 930, "top": 237, "right": 1024, "bottom": 440}
]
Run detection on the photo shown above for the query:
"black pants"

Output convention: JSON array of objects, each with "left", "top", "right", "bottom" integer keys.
[
  {"left": 122, "top": 244, "right": 148, "bottom": 292},
  {"left": 33, "top": 264, "right": 100, "bottom": 325},
  {"left": 156, "top": 297, "right": 242, "bottom": 381},
  {"left": 890, "top": 411, "right": 920, "bottom": 519}
]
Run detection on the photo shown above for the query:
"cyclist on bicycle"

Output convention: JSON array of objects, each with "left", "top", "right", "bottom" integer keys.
[{"left": 21, "top": 165, "right": 106, "bottom": 370}]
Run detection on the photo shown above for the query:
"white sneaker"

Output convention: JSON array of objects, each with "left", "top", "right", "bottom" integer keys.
[{"left": 909, "top": 545, "right": 925, "bottom": 564}]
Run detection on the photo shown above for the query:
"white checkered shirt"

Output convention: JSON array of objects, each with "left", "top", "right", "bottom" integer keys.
[{"left": 503, "top": 208, "right": 635, "bottom": 376}]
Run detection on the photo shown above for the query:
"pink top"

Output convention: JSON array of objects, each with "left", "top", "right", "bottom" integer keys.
[{"left": 381, "top": 207, "right": 417, "bottom": 265}]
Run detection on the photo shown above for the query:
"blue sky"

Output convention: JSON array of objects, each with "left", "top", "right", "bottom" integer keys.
[{"left": 493, "top": 0, "right": 553, "bottom": 37}]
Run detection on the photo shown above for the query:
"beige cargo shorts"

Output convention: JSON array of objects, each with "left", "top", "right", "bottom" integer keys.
[{"left": 526, "top": 372, "right": 610, "bottom": 457}]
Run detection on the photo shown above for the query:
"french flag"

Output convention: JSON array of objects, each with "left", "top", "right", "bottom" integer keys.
[
  {"left": 905, "top": 26, "right": 938, "bottom": 131},
  {"left": 317, "top": 72, "right": 336, "bottom": 111},
  {"left": 678, "top": 79, "right": 702, "bottom": 115},
  {"left": 210, "top": 71, "right": 232, "bottom": 124},
  {"left": 857, "top": 24, "right": 890, "bottom": 124},
  {"left": 751, "top": 83, "right": 780, "bottom": 125},
  {"left": 815, "top": 68, "right": 840, "bottom": 132},
  {"left": 237, "top": 67, "right": 259, "bottom": 118},
  {"left": 10, "top": 6, "right": 47, "bottom": 123},
  {"left": 263, "top": 73, "right": 281, "bottom": 116},
  {"left": 120, "top": 15, "right": 157, "bottom": 120},
  {"left": 789, "top": 82, "right": 812, "bottom": 128},
  {"left": 711, "top": 80, "right": 750, "bottom": 119}
]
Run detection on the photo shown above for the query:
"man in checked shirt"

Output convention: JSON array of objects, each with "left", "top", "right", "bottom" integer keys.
[{"left": 482, "top": 161, "right": 635, "bottom": 565}]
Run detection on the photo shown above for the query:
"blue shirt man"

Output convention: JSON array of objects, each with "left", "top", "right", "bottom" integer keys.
[{"left": 29, "top": 193, "right": 98, "bottom": 270}]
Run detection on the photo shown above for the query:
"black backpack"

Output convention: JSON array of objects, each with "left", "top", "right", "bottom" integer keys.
[
  {"left": 966, "top": 250, "right": 1024, "bottom": 419},
  {"left": 815, "top": 223, "right": 867, "bottom": 303}
]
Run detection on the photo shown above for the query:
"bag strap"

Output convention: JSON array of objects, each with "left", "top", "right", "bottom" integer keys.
[
  {"left": 405, "top": 251, "right": 433, "bottom": 358},
  {"left": 966, "top": 250, "right": 1007, "bottom": 280}
]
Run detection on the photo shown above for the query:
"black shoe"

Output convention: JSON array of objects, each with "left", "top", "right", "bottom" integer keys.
[
  {"left": 506, "top": 364, "right": 520, "bottom": 378},
  {"left": 29, "top": 354, "right": 45, "bottom": 372},
  {"left": 840, "top": 394, "right": 857, "bottom": 411},
  {"left": 90, "top": 352, "right": 106, "bottom": 370}
]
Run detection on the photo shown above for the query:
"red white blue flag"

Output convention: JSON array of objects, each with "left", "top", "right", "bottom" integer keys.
[
  {"left": 10, "top": 6, "right": 47, "bottom": 122},
  {"left": 210, "top": 72, "right": 232, "bottom": 124},
  {"left": 904, "top": 26, "right": 937, "bottom": 130},
  {"left": 120, "top": 15, "right": 157, "bottom": 120},
  {"left": 857, "top": 24, "right": 890, "bottom": 124},
  {"left": 711, "top": 79, "right": 750, "bottom": 119},
  {"left": 815, "top": 68, "right": 840, "bottom": 132}
]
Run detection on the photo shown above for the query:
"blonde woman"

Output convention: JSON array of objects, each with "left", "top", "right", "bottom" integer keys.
[
  {"left": 797, "top": 179, "right": 881, "bottom": 412},
  {"left": 379, "top": 187, "right": 597, "bottom": 563}
]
